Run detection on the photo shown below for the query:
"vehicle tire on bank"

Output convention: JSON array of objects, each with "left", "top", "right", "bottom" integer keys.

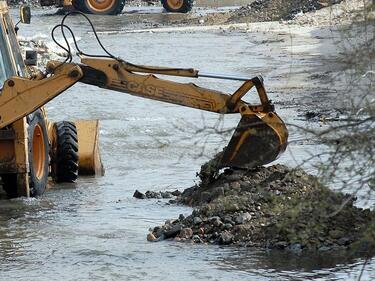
[
  {"left": 73, "top": 0, "right": 125, "bottom": 15},
  {"left": 51, "top": 121, "right": 79, "bottom": 183},
  {"left": 161, "top": 0, "right": 193, "bottom": 13},
  {"left": 27, "top": 110, "right": 50, "bottom": 197}
]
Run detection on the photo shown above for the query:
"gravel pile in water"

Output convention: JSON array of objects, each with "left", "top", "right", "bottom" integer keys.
[
  {"left": 228, "top": 0, "right": 344, "bottom": 22},
  {"left": 143, "top": 164, "right": 374, "bottom": 254}
]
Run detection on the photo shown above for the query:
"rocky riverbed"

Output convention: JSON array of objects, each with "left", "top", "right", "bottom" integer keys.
[
  {"left": 135, "top": 164, "right": 374, "bottom": 254},
  {"left": 172, "top": 0, "right": 374, "bottom": 27}
]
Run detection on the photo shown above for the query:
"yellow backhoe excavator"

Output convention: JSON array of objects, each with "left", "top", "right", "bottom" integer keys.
[
  {"left": 0, "top": 3, "right": 288, "bottom": 198},
  {"left": 40, "top": 0, "right": 194, "bottom": 15}
]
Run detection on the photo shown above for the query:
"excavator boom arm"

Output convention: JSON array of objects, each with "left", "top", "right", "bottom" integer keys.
[
  {"left": 0, "top": 64, "right": 82, "bottom": 129},
  {"left": 0, "top": 57, "right": 288, "bottom": 169},
  {"left": 49, "top": 58, "right": 264, "bottom": 115}
]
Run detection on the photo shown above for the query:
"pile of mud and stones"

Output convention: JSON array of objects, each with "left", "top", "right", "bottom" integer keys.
[
  {"left": 135, "top": 163, "right": 374, "bottom": 254},
  {"left": 178, "top": 0, "right": 344, "bottom": 25},
  {"left": 228, "top": 0, "right": 344, "bottom": 22}
]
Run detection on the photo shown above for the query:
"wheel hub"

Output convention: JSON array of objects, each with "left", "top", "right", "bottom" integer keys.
[
  {"left": 86, "top": 0, "right": 115, "bottom": 12},
  {"left": 32, "top": 124, "right": 46, "bottom": 180},
  {"left": 167, "top": 0, "right": 184, "bottom": 10}
]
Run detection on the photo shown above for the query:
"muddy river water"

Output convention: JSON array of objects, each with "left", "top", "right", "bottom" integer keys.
[{"left": 1, "top": 6, "right": 374, "bottom": 280}]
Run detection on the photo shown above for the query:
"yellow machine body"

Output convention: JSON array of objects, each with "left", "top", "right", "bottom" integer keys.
[
  {"left": 0, "top": 2, "right": 103, "bottom": 197},
  {"left": 0, "top": 1, "right": 288, "bottom": 197}
]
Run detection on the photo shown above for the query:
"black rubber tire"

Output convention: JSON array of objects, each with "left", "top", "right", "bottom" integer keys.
[
  {"left": 1, "top": 174, "right": 18, "bottom": 198},
  {"left": 27, "top": 110, "right": 50, "bottom": 197},
  {"left": 72, "top": 0, "right": 125, "bottom": 15},
  {"left": 161, "top": 0, "right": 193, "bottom": 13},
  {"left": 51, "top": 121, "right": 79, "bottom": 183}
]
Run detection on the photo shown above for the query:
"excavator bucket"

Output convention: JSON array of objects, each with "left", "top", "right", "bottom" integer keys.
[
  {"left": 219, "top": 112, "right": 288, "bottom": 169},
  {"left": 74, "top": 120, "right": 105, "bottom": 176}
]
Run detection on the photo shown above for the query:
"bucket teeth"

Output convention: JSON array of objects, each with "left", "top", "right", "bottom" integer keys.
[{"left": 219, "top": 114, "right": 287, "bottom": 169}]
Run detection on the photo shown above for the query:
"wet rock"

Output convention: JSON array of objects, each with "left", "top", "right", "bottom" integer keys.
[
  {"left": 164, "top": 224, "right": 183, "bottom": 239},
  {"left": 329, "top": 230, "right": 344, "bottom": 239},
  {"left": 161, "top": 192, "right": 172, "bottom": 199},
  {"left": 230, "top": 181, "right": 241, "bottom": 190},
  {"left": 223, "top": 215, "right": 235, "bottom": 225},
  {"left": 212, "top": 186, "right": 225, "bottom": 198},
  {"left": 193, "top": 217, "right": 203, "bottom": 225},
  {"left": 192, "top": 235, "right": 203, "bottom": 243},
  {"left": 224, "top": 223, "right": 233, "bottom": 230},
  {"left": 274, "top": 241, "right": 288, "bottom": 249},
  {"left": 239, "top": 180, "right": 251, "bottom": 190},
  {"left": 171, "top": 190, "right": 182, "bottom": 196},
  {"left": 179, "top": 228, "right": 193, "bottom": 239},
  {"left": 234, "top": 212, "right": 252, "bottom": 225},
  {"left": 153, "top": 226, "right": 164, "bottom": 238},
  {"left": 198, "top": 228, "right": 205, "bottom": 235},
  {"left": 318, "top": 246, "right": 332, "bottom": 252},
  {"left": 147, "top": 233, "right": 157, "bottom": 242},
  {"left": 219, "top": 231, "right": 234, "bottom": 245},
  {"left": 338, "top": 237, "right": 351, "bottom": 246},
  {"left": 133, "top": 190, "right": 146, "bottom": 199},
  {"left": 145, "top": 191, "right": 162, "bottom": 199},
  {"left": 200, "top": 191, "right": 212, "bottom": 203},
  {"left": 209, "top": 216, "right": 222, "bottom": 227},
  {"left": 289, "top": 243, "right": 302, "bottom": 252}
]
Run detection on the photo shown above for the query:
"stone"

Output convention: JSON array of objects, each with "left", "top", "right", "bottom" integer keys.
[
  {"left": 179, "top": 214, "right": 185, "bottom": 221},
  {"left": 154, "top": 226, "right": 164, "bottom": 238},
  {"left": 227, "top": 174, "right": 243, "bottom": 182},
  {"left": 145, "top": 190, "right": 163, "bottom": 199},
  {"left": 230, "top": 181, "right": 241, "bottom": 190},
  {"left": 164, "top": 224, "right": 183, "bottom": 238},
  {"left": 200, "top": 191, "right": 212, "bottom": 203},
  {"left": 208, "top": 216, "right": 221, "bottom": 222},
  {"left": 192, "top": 235, "right": 203, "bottom": 243},
  {"left": 219, "top": 231, "right": 234, "bottom": 245},
  {"left": 338, "top": 237, "right": 351, "bottom": 246},
  {"left": 223, "top": 215, "right": 235, "bottom": 225},
  {"left": 318, "top": 246, "right": 332, "bottom": 252},
  {"left": 212, "top": 186, "right": 225, "bottom": 198},
  {"left": 179, "top": 228, "right": 193, "bottom": 239},
  {"left": 161, "top": 192, "right": 172, "bottom": 199},
  {"left": 329, "top": 230, "right": 344, "bottom": 239},
  {"left": 213, "top": 219, "right": 223, "bottom": 228},
  {"left": 239, "top": 180, "right": 251, "bottom": 189},
  {"left": 209, "top": 216, "right": 222, "bottom": 227},
  {"left": 147, "top": 233, "right": 157, "bottom": 242},
  {"left": 171, "top": 190, "right": 182, "bottom": 196},
  {"left": 234, "top": 214, "right": 244, "bottom": 225},
  {"left": 193, "top": 217, "right": 203, "bottom": 225},
  {"left": 133, "top": 190, "right": 146, "bottom": 199},
  {"left": 289, "top": 243, "right": 302, "bottom": 252},
  {"left": 274, "top": 241, "right": 288, "bottom": 249},
  {"left": 224, "top": 223, "right": 233, "bottom": 230},
  {"left": 243, "top": 212, "right": 252, "bottom": 221}
]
